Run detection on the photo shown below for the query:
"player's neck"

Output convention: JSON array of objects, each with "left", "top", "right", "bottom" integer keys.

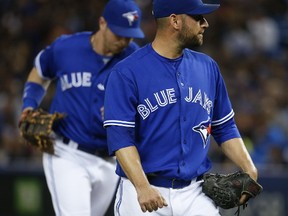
[
  {"left": 152, "top": 31, "right": 183, "bottom": 59},
  {"left": 90, "top": 32, "right": 113, "bottom": 56},
  {"left": 152, "top": 37, "right": 183, "bottom": 59}
]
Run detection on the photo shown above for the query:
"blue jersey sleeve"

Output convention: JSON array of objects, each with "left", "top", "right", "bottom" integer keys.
[
  {"left": 106, "top": 126, "right": 135, "bottom": 155},
  {"left": 104, "top": 66, "right": 139, "bottom": 152},
  {"left": 34, "top": 35, "right": 69, "bottom": 79},
  {"left": 212, "top": 117, "right": 241, "bottom": 145},
  {"left": 211, "top": 62, "right": 241, "bottom": 144},
  {"left": 104, "top": 67, "right": 137, "bottom": 128}
]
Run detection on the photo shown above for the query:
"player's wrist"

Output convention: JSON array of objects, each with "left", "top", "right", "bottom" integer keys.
[
  {"left": 18, "top": 108, "right": 33, "bottom": 128},
  {"left": 22, "top": 82, "right": 46, "bottom": 110},
  {"left": 22, "top": 98, "right": 38, "bottom": 110},
  {"left": 243, "top": 167, "right": 258, "bottom": 181}
]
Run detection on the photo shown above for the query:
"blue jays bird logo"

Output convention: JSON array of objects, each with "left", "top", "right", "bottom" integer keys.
[
  {"left": 192, "top": 119, "right": 211, "bottom": 148},
  {"left": 122, "top": 11, "right": 139, "bottom": 26}
]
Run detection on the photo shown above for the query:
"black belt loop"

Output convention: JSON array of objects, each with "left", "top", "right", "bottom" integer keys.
[
  {"left": 62, "top": 136, "right": 70, "bottom": 144},
  {"left": 196, "top": 174, "right": 203, "bottom": 181}
]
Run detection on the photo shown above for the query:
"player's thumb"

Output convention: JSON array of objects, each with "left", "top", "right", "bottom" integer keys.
[
  {"left": 239, "top": 193, "right": 250, "bottom": 205},
  {"left": 162, "top": 197, "right": 168, "bottom": 207}
]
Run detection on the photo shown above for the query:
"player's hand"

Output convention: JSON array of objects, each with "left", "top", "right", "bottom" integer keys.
[
  {"left": 136, "top": 185, "right": 168, "bottom": 212},
  {"left": 18, "top": 108, "right": 33, "bottom": 129},
  {"left": 239, "top": 169, "right": 258, "bottom": 205},
  {"left": 239, "top": 193, "right": 250, "bottom": 205}
]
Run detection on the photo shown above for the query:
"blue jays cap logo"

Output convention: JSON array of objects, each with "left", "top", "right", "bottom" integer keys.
[
  {"left": 122, "top": 11, "right": 139, "bottom": 26},
  {"left": 193, "top": 118, "right": 211, "bottom": 148}
]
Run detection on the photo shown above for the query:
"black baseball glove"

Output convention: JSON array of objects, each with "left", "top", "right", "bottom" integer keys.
[
  {"left": 202, "top": 171, "right": 263, "bottom": 211},
  {"left": 19, "top": 108, "right": 65, "bottom": 154}
]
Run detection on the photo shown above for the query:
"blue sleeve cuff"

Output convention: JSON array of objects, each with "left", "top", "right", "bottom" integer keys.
[
  {"left": 106, "top": 126, "right": 135, "bottom": 156},
  {"left": 22, "top": 82, "right": 46, "bottom": 110},
  {"left": 211, "top": 117, "right": 241, "bottom": 145}
]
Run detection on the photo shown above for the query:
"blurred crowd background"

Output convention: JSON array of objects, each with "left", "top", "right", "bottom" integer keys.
[{"left": 0, "top": 0, "right": 288, "bottom": 175}]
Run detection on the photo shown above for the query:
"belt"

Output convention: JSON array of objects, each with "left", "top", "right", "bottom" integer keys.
[
  {"left": 62, "top": 136, "right": 102, "bottom": 156},
  {"left": 147, "top": 175, "right": 203, "bottom": 189}
]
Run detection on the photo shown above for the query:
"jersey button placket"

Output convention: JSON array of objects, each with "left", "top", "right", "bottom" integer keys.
[
  {"left": 177, "top": 71, "right": 185, "bottom": 87},
  {"left": 178, "top": 70, "right": 187, "bottom": 172}
]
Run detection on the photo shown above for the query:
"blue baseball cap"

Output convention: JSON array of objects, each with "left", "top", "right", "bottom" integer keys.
[
  {"left": 152, "top": 0, "right": 220, "bottom": 18},
  {"left": 103, "top": 0, "right": 144, "bottom": 38}
]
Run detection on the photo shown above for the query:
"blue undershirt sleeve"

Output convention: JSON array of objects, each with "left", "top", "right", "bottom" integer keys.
[{"left": 21, "top": 82, "right": 46, "bottom": 110}]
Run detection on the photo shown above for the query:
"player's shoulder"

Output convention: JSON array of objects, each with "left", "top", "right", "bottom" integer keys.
[
  {"left": 111, "top": 44, "right": 150, "bottom": 79},
  {"left": 117, "top": 44, "right": 152, "bottom": 67},
  {"left": 56, "top": 31, "right": 90, "bottom": 41},
  {"left": 184, "top": 48, "right": 217, "bottom": 64},
  {"left": 51, "top": 31, "right": 91, "bottom": 48},
  {"left": 119, "top": 41, "right": 141, "bottom": 58}
]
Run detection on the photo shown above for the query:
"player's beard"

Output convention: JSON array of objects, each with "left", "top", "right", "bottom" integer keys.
[
  {"left": 109, "top": 45, "right": 123, "bottom": 54},
  {"left": 178, "top": 25, "right": 203, "bottom": 50},
  {"left": 102, "top": 30, "right": 125, "bottom": 55},
  {"left": 105, "top": 39, "right": 128, "bottom": 55},
  {"left": 103, "top": 40, "right": 123, "bottom": 55}
]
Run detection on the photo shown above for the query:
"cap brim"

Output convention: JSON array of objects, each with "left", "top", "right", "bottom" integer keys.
[
  {"left": 187, "top": 4, "right": 220, "bottom": 15},
  {"left": 108, "top": 24, "right": 145, "bottom": 39}
]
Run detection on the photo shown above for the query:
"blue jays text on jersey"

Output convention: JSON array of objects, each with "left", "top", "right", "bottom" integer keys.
[
  {"left": 34, "top": 32, "right": 139, "bottom": 150},
  {"left": 104, "top": 43, "right": 241, "bottom": 180},
  {"left": 136, "top": 86, "right": 214, "bottom": 120}
]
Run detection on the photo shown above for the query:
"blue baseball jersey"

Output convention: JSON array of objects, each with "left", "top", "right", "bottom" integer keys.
[
  {"left": 104, "top": 44, "right": 241, "bottom": 180},
  {"left": 34, "top": 31, "right": 139, "bottom": 150}
]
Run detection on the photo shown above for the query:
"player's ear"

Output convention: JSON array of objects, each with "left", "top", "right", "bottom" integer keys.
[
  {"left": 169, "top": 14, "right": 181, "bottom": 30},
  {"left": 99, "top": 17, "right": 107, "bottom": 30}
]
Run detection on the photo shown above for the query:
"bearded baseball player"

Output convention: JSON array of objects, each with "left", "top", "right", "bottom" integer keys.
[
  {"left": 103, "top": 0, "right": 259, "bottom": 215},
  {"left": 19, "top": 0, "right": 144, "bottom": 215}
]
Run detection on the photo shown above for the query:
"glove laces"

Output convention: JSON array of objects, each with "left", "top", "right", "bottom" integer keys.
[{"left": 234, "top": 203, "right": 248, "bottom": 216}]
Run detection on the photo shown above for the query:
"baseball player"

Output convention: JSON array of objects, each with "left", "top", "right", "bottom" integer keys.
[
  {"left": 103, "top": 0, "right": 259, "bottom": 215},
  {"left": 19, "top": 0, "right": 144, "bottom": 215}
]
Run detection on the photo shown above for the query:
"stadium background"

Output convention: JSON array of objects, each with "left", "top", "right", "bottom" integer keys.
[{"left": 0, "top": 0, "right": 287, "bottom": 215}]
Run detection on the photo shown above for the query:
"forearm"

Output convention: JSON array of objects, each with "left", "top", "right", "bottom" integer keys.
[
  {"left": 27, "top": 67, "right": 50, "bottom": 88},
  {"left": 22, "top": 67, "right": 50, "bottom": 111},
  {"left": 115, "top": 146, "right": 150, "bottom": 190},
  {"left": 115, "top": 146, "right": 168, "bottom": 212},
  {"left": 221, "top": 138, "right": 258, "bottom": 180}
]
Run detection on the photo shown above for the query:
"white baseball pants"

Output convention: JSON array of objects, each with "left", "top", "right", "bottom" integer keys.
[
  {"left": 43, "top": 140, "right": 118, "bottom": 216},
  {"left": 114, "top": 177, "right": 220, "bottom": 216}
]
